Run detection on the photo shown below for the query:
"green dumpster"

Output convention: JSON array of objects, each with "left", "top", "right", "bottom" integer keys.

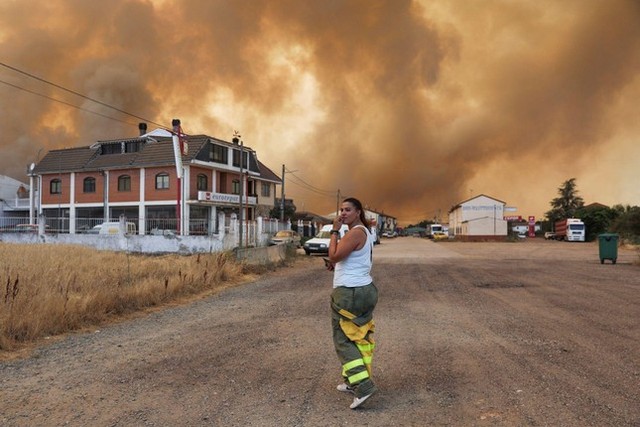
[{"left": 598, "top": 233, "right": 619, "bottom": 264}]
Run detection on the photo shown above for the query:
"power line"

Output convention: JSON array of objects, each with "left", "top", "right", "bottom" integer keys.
[
  {"left": 0, "top": 61, "right": 167, "bottom": 129},
  {"left": 289, "top": 176, "right": 335, "bottom": 197},
  {"left": 0, "top": 78, "right": 139, "bottom": 127},
  {"left": 285, "top": 173, "right": 328, "bottom": 195},
  {"left": 285, "top": 168, "right": 336, "bottom": 196}
]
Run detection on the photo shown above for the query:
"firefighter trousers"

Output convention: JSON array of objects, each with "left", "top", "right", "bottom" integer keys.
[{"left": 331, "top": 283, "right": 378, "bottom": 398}]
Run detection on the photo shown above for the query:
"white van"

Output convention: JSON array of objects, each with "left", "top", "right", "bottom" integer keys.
[
  {"left": 98, "top": 221, "right": 137, "bottom": 236},
  {"left": 303, "top": 224, "right": 349, "bottom": 255}
]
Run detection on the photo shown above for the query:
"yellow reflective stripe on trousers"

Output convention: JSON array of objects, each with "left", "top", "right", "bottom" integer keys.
[
  {"left": 356, "top": 342, "right": 373, "bottom": 353},
  {"left": 343, "top": 358, "right": 365, "bottom": 372},
  {"left": 348, "top": 370, "right": 370, "bottom": 384},
  {"left": 338, "top": 308, "right": 356, "bottom": 320}
]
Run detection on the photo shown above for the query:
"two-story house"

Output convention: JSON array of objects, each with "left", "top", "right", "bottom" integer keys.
[{"left": 32, "top": 124, "right": 281, "bottom": 235}]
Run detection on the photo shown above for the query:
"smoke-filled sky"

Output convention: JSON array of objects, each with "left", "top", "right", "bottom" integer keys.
[{"left": 1, "top": 0, "right": 639, "bottom": 224}]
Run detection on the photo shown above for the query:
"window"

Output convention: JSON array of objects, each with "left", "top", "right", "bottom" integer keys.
[
  {"left": 101, "top": 143, "right": 122, "bottom": 155},
  {"left": 118, "top": 175, "right": 131, "bottom": 192},
  {"left": 210, "top": 144, "right": 227, "bottom": 164},
  {"left": 50, "top": 179, "right": 62, "bottom": 195},
  {"left": 232, "top": 149, "right": 248, "bottom": 168},
  {"left": 124, "top": 140, "right": 142, "bottom": 153},
  {"left": 197, "top": 174, "right": 208, "bottom": 191},
  {"left": 155, "top": 173, "right": 170, "bottom": 190},
  {"left": 232, "top": 179, "right": 240, "bottom": 194},
  {"left": 83, "top": 177, "right": 96, "bottom": 193},
  {"left": 261, "top": 182, "right": 271, "bottom": 197}
]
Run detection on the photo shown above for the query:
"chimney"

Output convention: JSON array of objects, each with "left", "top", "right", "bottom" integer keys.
[{"left": 138, "top": 122, "right": 147, "bottom": 136}]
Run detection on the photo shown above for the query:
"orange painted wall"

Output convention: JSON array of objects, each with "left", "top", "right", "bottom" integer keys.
[
  {"left": 74, "top": 172, "right": 104, "bottom": 203},
  {"left": 218, "top": 171, "right": 241, "bottom": 194},
  {"left": 109, "top": 169, "right": 140, "bottom": 202},
  {"left": 188, "top": 167, "right": 213, "bottom": 199},
  {"left": 41, "top": 174, "right": 70, "bottom": 204},
  {"left": 40, "top": 167, "right": 249, "bottom": 206},
  {"left": 144, "top": 167, "right": 176, "bottom": 202}
]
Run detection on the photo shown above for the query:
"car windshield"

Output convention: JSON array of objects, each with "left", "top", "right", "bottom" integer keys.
[
  {"left": 274, "top": 231, "right": 292, "bottom": 237},
  {"left": 316, "top": 231, "right": 332, "bottom": 238},
  {"left": 569, "top": 224, "right": 584, "bottom": 231}
]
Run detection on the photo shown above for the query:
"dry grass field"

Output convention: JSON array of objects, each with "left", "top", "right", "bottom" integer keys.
[{"left": 0, "top": 243, "right": 250, "bottom": 351}]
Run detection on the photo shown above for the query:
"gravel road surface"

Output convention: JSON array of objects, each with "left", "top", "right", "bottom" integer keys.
[{"left": 1, "top": 238, "right": 639, "bottom": 426}]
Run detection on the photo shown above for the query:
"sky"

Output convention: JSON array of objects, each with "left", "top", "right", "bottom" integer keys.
[{"left": 1, "top": 0, "right": 639, "bottom": 225}]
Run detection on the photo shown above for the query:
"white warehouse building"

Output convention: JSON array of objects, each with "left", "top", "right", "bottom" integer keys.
[{"left": 449, "top": 194, "right": 508, "bottom": 241}]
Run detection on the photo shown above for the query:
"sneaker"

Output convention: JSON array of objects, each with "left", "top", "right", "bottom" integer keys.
[
  {"left": 336, "top": 383, "right": 354, "bottom": 394},
  {"left": 350, "top": 391, "right": 374, "bottom": 409}
]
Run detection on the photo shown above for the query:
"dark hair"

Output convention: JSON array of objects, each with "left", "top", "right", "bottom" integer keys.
[{"left": 343, "top": 197, "right": 370, "bottom": 228}]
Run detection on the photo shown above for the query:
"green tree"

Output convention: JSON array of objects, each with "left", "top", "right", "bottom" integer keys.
[
  {"left": 406, "top": 219, "right": 435, "bottom": 229},
  {"left": 575, "top": 204, "right": 617, "bottom": 241},
  {"left": 610, "top": 204, "right": 640, "bottom": 243},
  {"left": 269, "top": 204, "right": 296, "bottom": 221},
  {"left": 545, "top": 178, "right": 584, "bottom": 224}
]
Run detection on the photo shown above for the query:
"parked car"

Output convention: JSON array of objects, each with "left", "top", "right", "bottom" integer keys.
[
  {"left": 15, "top": 224, "right": 50, "bottom": 233},
  {"left": 88, "top": 224, "right": 102, "bottom": 234},
  {"left": 97, "top": 221, "right": 137, "bottom": 235},
  {"left": 544, "top": 231, "right": 556, "bottom": 240},
  {"left": 432, "top": 231, "right": 448, "bottom": 241},
  {"left": 269, "top": 230, "right": 301, "bottom": 247},
  {"left": 381, "top": 230, "right": 397, "bottom": 238},
  {"left": 303, "top": 224, "right": 349, "bottom": 255}
]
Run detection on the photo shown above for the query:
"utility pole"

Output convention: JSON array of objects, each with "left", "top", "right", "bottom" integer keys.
[
  {"left": 280, "top": 164, "right": 285, "bottom": 222},
  {"left": 233, "top": 131, "right": 243, "bottom": 248},
  {"left": 171, "top": 119, "right": 184, "bottom": 235}
]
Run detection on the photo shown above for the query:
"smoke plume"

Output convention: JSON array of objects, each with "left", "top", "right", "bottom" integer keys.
[{"left": 1, "top": 0, "right": 639, "bottom": 224}]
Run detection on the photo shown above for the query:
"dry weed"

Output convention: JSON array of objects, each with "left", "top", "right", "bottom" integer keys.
[{"left": 0, "top": 243, "right": 247, "bottom": 351}]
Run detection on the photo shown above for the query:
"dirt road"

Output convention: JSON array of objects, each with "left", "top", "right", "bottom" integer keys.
[{"left": 1, "top": 238, "right": 639, "bottom": 426}]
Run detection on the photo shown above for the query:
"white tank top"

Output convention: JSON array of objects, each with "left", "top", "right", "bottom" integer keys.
[{"left": 333, "top": 225, "right": 373, "bottom": 288}]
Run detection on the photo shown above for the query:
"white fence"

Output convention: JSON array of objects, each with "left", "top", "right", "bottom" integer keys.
[{"left": 0, "top": 214, "right": 294, "bottom": 254}]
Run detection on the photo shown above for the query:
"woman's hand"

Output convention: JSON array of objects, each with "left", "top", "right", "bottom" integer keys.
[{"left": 332, "top": 216, "right": 342, "bottom": 230}]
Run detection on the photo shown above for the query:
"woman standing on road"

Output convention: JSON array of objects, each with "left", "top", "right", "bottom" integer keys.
[{"left": 327, "top": 197, "right": 378, "bottom": 409}]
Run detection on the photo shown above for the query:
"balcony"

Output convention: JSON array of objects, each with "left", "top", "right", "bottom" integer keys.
[{"left": 2, "top": 194, "right": 38, "bottom": 211}]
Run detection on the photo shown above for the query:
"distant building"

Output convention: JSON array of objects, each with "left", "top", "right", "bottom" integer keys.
[
  {"left": 292, "top": 211, "right": 331, "bottom": 224},
  {"left": 449, "top": 194, "right": 508, "bottom": 241},
  {"left": 0, "top": 175, "right": 31, "bottom": 220},
  {"left": 325, "top": 208, "right": 396, "bottom": 234}
]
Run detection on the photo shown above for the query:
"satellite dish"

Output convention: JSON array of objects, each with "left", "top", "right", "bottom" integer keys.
[{"left": 30, "top": 163, "right": 35, "bottom": 171}]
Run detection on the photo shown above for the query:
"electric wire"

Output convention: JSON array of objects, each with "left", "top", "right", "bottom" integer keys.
[
  {"left": 0, "top": 61, "right": 168, "bottom": 130},
  {"left": 0, "top": 78, "right": 139, "bottom": 127},
  {"left": 286, "top": 175, "right": 337, "bottom": 198},
  {"left": 286, "top": 175, "right": 334, "bottom": 198},
  {"left": 285, "top": 167, "right": 336, "bottom": 196}
]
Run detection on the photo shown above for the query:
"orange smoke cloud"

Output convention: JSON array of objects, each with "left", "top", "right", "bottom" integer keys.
[{"left": 1, "top": 0, "right": 639, "bottom": 224}]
